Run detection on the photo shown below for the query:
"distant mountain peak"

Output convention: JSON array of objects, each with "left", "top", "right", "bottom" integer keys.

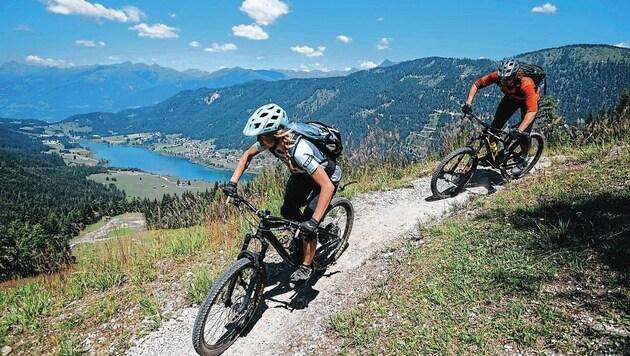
[{"left": 379, "top": 59, "right": 397, "bottom": 67}]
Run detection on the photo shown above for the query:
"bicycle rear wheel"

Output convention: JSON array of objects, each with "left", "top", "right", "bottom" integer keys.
[
  {"left": 500, "top": 133, "right": 544, "bottom": 179},
  {"left": 313, "top": 197, "right": 354, "bottom": 270},
  {"left": 192, "top": 258, "right": 264, "bottom": 356},
  {"left": 430, "top": 147, "right": 478, "bottom": 199}
]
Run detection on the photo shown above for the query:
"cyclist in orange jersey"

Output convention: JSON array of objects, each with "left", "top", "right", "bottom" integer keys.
[{"left": 462, "top": 59, "right": 541, "bottom": 174}]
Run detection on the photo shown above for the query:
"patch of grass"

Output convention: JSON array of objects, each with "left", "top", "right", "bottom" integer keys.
[
  {"left": 166, "top": 229, "right": 205, "bottom": 257},
  {"left": 56, "top": 333, "right": 84, "bottom": 356},
  {"left": 89, "top": 171, "right": 216, "bottom": 200},
  {"left": 81, "top": 219, "right": 106, "bottom": 234},
  {"left": 332, "top": 149, "right": 629, "bottom": 354},
  {"left": 105, "top": 227, "right": 140, "bottom": 238},
  {"left": 139, "top": 294, "right": 163, "bottom": 330},
  {"left": 187, "top": 268, "right": 218, "bottom": 305},
  {"left": 0, "top": 283, "right": 52, "bottom": 339}
]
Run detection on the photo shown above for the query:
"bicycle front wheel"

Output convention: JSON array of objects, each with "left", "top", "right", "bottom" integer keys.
[
  {"left": 500, "top": 133, "right": 544, "bottom": 179},
  {"left": 430, "top": 147, "right": 478, "bottom": 199},
  {"left": 313, "top": 197, "right": 354, "bottom": 270},
  {"left": 192, "top": 258, "right": 264, "bottom": 356}
]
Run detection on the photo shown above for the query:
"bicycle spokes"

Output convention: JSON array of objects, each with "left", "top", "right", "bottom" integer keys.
[{"left": 431, "top": 147, "right": 478, "bottom": 199}]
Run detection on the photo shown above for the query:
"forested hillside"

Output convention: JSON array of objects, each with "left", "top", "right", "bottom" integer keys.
[
  {"left": 0, "top": 123, "right": 127, "bottom": 280},
  {"left": 63, "top": 44, "right": 630, "bottom": 151}
]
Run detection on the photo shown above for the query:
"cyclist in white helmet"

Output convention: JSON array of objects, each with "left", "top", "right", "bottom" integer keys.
[{"left": 222, "top": 103, "right": 342, "bottom": 285}]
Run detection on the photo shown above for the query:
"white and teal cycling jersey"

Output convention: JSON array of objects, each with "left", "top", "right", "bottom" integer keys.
[{"left": 255, "top": 137, "right": 341, "bottom": 182}]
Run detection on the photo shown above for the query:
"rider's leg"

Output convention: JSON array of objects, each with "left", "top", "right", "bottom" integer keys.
[
  {"left": 299, "top": 178, "right": 339, "bottom": 266},
  {"left": 517, "top": 105, "right": 536, "bottom": 155},
  {"left": 280, "top": 173, "right": 316, "bottom": 221},
  {"left": 491, "top": 96, "right": 520, "bottom": 144}
]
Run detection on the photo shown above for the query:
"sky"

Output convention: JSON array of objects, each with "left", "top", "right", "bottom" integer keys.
[{"left": 1, "top": 0, "right": 629, "bottom": 73}]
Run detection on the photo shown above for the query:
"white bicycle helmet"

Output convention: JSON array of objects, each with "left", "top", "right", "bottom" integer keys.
[
  {"left": 497, "top": 59, "right": 520, "bottom": 79},
  {"left": 243, "top": 103, "right": 289, "bottom": 136}
]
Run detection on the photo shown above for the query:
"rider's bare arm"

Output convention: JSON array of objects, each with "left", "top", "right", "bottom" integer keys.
[
  {"left": 465, "top": 83, "right": 479, "bottom": 105},
  {"left": 229, "top": 144, "right": 261, "bottom": 183},
  {"left": 309, "top": 165, "right": 335, "bottom": 222},
  {"left": 518, "top": 111, "right": 538, "bottom": 132}
]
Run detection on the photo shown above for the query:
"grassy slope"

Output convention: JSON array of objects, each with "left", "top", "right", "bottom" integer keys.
[
  {"left": 331, "top": 147, "right": 629, "bottom": 354},
  {"left": 0, "top": 158, "right": 434, "bottom": 354}
]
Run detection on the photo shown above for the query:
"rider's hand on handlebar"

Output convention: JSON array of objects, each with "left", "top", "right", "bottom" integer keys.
[
  {"left": 298, "top": 217, "right": 319, "bottom": 239},
  {"left": 508, "top": 129, "right": 528, "bottom": 142},
  {"left": 462, "top": 103, "right": 473, "bottom": 116},
  {"left": 222, "top": 181, "right": 237, "bottom": 204}
]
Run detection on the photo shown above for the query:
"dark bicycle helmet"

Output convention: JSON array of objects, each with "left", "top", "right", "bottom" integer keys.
[{"left": 497, "top": 58, "right": 520, "bottom": 79}]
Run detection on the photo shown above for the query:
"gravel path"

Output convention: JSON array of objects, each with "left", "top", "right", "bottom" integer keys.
[
  {"left": 126, "top": 167, "right": 517, "bottom": 356},
  {"left": 71, "top": 213, "right": 146, "bottom": 245}
]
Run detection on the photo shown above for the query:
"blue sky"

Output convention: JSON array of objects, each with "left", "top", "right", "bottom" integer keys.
[{"left": 1, "top": 0, "right": 628, "bottom": 72}]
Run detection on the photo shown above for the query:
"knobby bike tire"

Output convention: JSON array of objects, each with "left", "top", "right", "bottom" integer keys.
[
  {"left": 192, "top": 258, "right": 264, "bottom": 356},
  {"left": 430, "top": 147, "right": 478, "bottom": 199},
  {"left": 313, "top": 197, "right": 354, "bottom": 270},
  {"left": 500, "top": 133, "right": 545, "bottom": 179}
]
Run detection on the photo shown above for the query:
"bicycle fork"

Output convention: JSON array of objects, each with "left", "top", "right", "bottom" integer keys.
[{"left": 222, "top": 233, "right": 268, "bottom": 316}]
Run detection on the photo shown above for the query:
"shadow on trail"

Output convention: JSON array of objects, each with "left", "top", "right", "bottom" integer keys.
[
  {"left": 238, "top": 260, "right": 337, "bottom": 337},
  {"left": 425, "top": 168, "right": 505, "bottom": 201}
]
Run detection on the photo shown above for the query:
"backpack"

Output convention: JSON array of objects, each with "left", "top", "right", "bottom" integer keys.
[
  {"left": 518, "top": 60, "right": 547, "bottom": 95},
  {"left": 289, "top": 121, "right": 343, "bottom": 161}
]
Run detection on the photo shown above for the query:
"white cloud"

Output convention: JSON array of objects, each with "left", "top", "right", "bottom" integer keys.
[
  {"left": 15, "top": 25, "right": 32, "bottom": 32},
  {"left": 531, "top": 3, "right": 557, "bottom": 14},
  {"left": 204, "top": 43, "right": 238, "bottom": 53},
  {"left": 297, "top": 63, "right": 330, "bottom": 72},
  {"left": 376, "top": 17, "right": 384, "bottom": 22},
  {"left": 336, "top": 35, "right": 352, "bottom": 44},
  {"left": 240, "top": 0, "right": 289, "bottom": 26},
  {"left": 256, "top": 56, "right": 265, "bottom": 60},
  {"left": 129, "top": 23, "right": 179, "bottom": 39},
  {"left": 189, "top": 41, "right": 201, "bottom": 48},
  {"left": 232, "top": 24, "right": 269, "bottom": 40},
  {"left": 75, "top": 39, "right": 105, "bottom": 47},
  {"left": 376, "top": 37, "right": 392, "bottom": 51},
  {"left": 291, "top": 45, "right": 326, "bottom": 58},
  {"left": 44, "top": 0, "right": 145, "bottom": 22},
  {"left": 614, "top": 42, "right": 630, "bottom": 48},
  {"left": 107, "top": 56, "right": 119, "bottom": 61},
  {"left": 168, "top": 12, "right": 176, "bottom": 19},
  {"left": 360, "top": 61, "right": 378, "bottom": 69},
  {"left": 26, "top": 55, "right": 74, "bottom": 67}
]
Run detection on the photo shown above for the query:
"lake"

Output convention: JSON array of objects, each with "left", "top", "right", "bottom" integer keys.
[{"left": 81, "top": 142, "right": 253, "bottom": 182}]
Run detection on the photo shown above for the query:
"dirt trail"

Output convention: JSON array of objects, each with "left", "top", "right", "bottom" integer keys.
[
  {"left": 71, "top": 214, "right": 146, "bottom": 245},
  {"left": 126, "top": 166, "right": 533, "bottom": 356}
]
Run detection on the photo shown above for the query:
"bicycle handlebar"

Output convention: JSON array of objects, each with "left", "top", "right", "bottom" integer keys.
[
  {"left": 228, "top": 193, "right": 300, "bottom": 228},
  {"left": 464, "top": 113, "right": 517, "bottom": 141},
  {"left": 465, "top": 113, "right": 495, "bottom": 131}
]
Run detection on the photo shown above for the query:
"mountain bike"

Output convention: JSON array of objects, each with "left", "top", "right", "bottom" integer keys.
[
  {"left": 430, "top": 113, "right": 544, "bottom": 199},
  {"left": 191, "top": 190, "right": 354, "bottom": 356}
]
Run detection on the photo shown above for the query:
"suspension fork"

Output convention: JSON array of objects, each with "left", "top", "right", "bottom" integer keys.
[{"left": 223, "top": 231, "right": 269, "bottom": 308}]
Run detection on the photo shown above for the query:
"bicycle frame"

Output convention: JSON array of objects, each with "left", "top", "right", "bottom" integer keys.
[
  {"left": 223, "top": 194, "right": 340, "bottom": 309},
  {"left": 466, "top": 114, "right": 522, "bottom": 169}
]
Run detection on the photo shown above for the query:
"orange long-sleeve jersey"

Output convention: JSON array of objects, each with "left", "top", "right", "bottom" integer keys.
[{"left": 474, "top": 71, "right": 541, "bottom": 112}]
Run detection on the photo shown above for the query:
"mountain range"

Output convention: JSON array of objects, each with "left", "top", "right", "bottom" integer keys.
[
  {"left": 0, "top": 61, "right": 356, "bottom": 122},
  {"left": 60, "top": 45, "right": 630, "bottom": 151}
]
